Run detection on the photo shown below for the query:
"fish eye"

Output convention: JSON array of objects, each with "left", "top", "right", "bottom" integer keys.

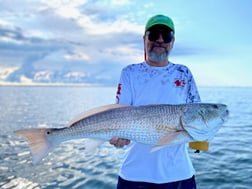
[
  {"left": 212, "top": 104, "right": 218, "bottom": 109},
  {"left": 46, "top": 131, "right": 51, "bottom": 135}
]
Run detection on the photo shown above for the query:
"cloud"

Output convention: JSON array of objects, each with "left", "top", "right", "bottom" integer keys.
[
  {"left": 0, "top": 23, "right": 69, "bottom": 66},
  {"left": 0, "top": 0, "right": 217, "bottom": 85},
  {"left": 64, "top": 51, "right": 90, "bottom": 61}
]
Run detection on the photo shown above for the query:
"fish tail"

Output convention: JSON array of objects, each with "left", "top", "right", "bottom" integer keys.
[{"left": 14, "top": 128, "right": 55, "bottom": 165}]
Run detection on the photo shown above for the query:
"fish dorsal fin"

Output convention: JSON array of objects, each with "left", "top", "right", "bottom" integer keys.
[{"left": 68, "top": 104, "right": 129, "bottom": 127}]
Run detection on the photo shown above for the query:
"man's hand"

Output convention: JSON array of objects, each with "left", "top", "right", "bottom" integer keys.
[{"left": 109, "top": 137, "right": 130, "bottom": 148}]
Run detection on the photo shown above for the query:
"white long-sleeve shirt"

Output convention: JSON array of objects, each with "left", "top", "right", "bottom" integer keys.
[{"left": 115, "top": 61, "right": 201, "bottom": 183}]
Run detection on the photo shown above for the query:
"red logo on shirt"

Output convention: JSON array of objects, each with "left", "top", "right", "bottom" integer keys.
[
  {"left": 174, "top": 80, "right": 186, "bottom": 87},
  {"left": 116, "top": 83, "right": 122, "bottom": 95},
  {"left": 116, "top": 83, "right": 122, "bottom": 103}
]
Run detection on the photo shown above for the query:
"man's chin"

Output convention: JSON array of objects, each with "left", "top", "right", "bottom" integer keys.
[{"left": 148, "top": 55, "right": 168, "bottom": 62}]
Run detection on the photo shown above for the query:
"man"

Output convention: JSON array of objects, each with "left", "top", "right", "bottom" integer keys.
[{"left": 110, "top": 14, "right": 200, "bottom": 189}]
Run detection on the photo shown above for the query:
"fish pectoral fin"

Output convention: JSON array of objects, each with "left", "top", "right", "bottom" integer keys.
[
  {"left": 151, "top": 131, "right": 186, "bottom": 152},
  {"left": 151, "top": 145, "right": 166, "bottom": 152},
  {"left": 157, "top": 131, "right": 185, "bottom": 146},
  {"left": 83, "top": 139, "right": 105, "bottom": 153}
]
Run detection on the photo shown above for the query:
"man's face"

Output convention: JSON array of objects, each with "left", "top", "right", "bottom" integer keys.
[{"left": 144, "top": 26, "right": 174, "bottom": 64}]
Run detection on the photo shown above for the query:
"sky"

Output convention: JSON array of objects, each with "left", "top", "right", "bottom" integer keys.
[{"left": 0, "top": 0, "right": 252, "bottom": 86}]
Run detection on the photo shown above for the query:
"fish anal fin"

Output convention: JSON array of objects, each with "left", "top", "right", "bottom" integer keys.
[{"left": 83, "top": 139, "right": 105, "bottom": 154}]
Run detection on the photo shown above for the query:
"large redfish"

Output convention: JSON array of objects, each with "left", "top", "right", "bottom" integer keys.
[{"left": 15, "top": 103, "right": 228, "bottom": 164}]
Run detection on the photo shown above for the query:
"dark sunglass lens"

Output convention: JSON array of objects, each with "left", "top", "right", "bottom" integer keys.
[
  {"left": 148, "top": 30, "right": 160, "bottom": 42},
  {"left": 148, "top": 30, "right": 173, "bottom": 43},
  {"left": 162, "top": 32, "right": 173, "bottom": 43}
]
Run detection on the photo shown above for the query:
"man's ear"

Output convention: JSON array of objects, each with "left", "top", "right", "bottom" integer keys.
[
  {"left": 143, "top": 35, "right": 146, "bottom": 60},
  {"left": 170, "top": 37, "right": 175, "bottom": 48}
]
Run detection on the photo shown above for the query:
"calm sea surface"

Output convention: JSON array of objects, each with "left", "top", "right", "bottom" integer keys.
[{"left": 0, "top": 86, "right": 251, "bottom": 189}]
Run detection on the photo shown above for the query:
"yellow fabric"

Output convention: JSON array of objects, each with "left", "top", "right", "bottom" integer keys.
[{"left": 189, "top": 141, "right": 209, "bottom": 151}]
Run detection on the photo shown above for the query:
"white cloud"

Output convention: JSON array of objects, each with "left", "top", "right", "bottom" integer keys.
[
  {"left": 0, "top": 0, "right": 251, "bottom": 86},
  {"left": 111, "top": 0, "right": 130, "bottom": 5},
  {"left": 78, "top": 18, "right": 143, "bottom": 35},
  {"left": 0, "top": 19, "right": 11, "bottom": 26},
  {"left": 64, "top": 51, "right": 90, "bottom": 61},
  {"left": 143, "top": 2, "right": 154, "bottom": 8},
  {"left": 102, "top": 44, "right": 143, "bottom": 63},
  {"left": 0, "top": 67, "right": 19, "bottom": 79},
  {"left": 40, "top": 0, "right": 86, "bottom": 19}
]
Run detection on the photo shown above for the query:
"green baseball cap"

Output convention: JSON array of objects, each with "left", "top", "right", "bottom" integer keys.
[{"left": 145, "top": 14, "right": 175, "bottom": 33}]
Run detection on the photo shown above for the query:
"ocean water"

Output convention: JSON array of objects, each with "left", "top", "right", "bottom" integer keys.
[{"left": 0, "top": 86, "right": 251, "bottom": 189}]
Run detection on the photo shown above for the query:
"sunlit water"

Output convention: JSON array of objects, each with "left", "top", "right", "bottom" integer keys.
[{"left": 0, "top": 86, "right": 251, "bottom": 189}]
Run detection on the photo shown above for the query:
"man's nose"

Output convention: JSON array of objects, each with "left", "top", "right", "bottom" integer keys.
[{"left": 156, "top": 33, "right": 164, "bottom": 42}]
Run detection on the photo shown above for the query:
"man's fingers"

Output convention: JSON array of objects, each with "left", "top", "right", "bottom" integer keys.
[{"left": 109, "top": 137, "right": 130, "bottom": 148}]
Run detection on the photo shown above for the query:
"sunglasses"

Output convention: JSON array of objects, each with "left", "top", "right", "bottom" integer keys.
[{"left": 147, "top": 30, "right": 174, "bottom": 43}]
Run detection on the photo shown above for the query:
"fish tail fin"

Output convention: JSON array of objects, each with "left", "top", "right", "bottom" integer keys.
[{"left": 14, "top": 128, "right": 55, "bottom": 165}]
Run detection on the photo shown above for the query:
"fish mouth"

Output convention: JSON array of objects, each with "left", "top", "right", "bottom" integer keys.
[
  {"left": 221, "top": 109, "right": 229, "bottom": 122},
  {"left": 221, "top": 117, "right": 225, "bottom": 122}
]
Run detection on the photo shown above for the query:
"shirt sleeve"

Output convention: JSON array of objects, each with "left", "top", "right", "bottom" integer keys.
[
  {"left": 186, "top": 69, "right": 201, "bottom": 103},
  {"left": 115, "top": 68, "right": 133, "bottom": 105}
]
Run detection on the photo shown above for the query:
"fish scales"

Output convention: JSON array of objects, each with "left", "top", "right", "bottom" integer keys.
[
  {"left": 14, "top": 103, "right": 228, "bottom": 164},
  {"left": 64, "top": 105, "right": 184, "bottom": 143},
  {"left": 70, "top": 107, "right": 157, "bottom": 142},
  {"left": 53, "top": 107, "right": 144, "bottom": 142}
]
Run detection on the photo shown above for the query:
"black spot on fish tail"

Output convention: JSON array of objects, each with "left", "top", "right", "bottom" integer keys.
[{"left": 46, "top": 128, "right": 63, "bottom": 135}]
